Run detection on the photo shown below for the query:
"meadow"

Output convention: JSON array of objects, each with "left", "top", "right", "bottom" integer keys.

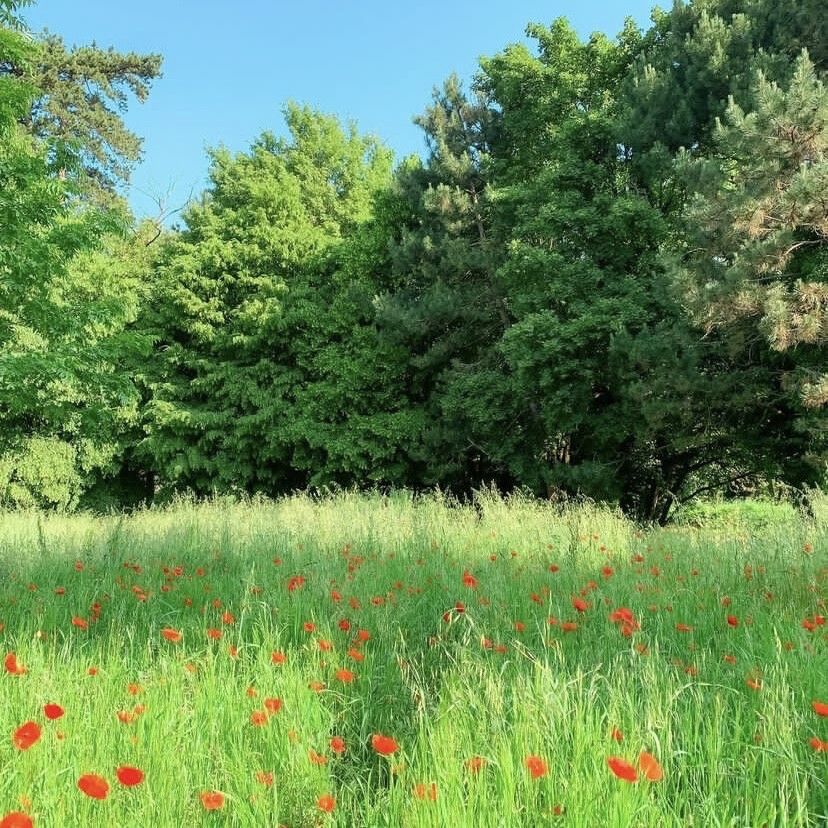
[{"left": 0, "top": 491, "right": 826, "bottom": 827}]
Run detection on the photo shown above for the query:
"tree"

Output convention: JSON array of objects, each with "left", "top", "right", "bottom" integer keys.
[
  {"left": 5, "top": 26, "right": 163, "bottom": 207},
  {"left": 675, "top": 52, "right": 827, "bottom": 412},
  {"left": 0, "top": 3, "right": 147, "bottom": 508},
  {"left": 140, "top": 105, "right": 393, "bottom": 496}
]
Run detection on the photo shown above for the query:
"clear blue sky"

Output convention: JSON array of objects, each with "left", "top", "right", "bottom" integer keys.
[{"left": 23, "top": 0, "right": 658, "bottom": 220}]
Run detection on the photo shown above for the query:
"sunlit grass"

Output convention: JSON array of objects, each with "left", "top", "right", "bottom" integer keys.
[{"left": 0, "top": 491, "right": 826, "bottom": 826}]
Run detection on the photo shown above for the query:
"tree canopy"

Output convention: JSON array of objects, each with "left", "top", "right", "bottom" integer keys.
[{"left": 1, "top": 0, "right": 825, "bottom": 520}]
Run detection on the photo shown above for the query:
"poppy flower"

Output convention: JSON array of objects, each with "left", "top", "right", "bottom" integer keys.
[
  {"left": 810, "top": 737, "right": 828, "bottom": 752},
  {"left": 271, "top": 651, "right": 286, "bottom": 664},
  {"left": 116, "top": 766, "right": 144, "bottom": 786},
  {"left": 413, "top": 782, "right": 438, "bottom": 800},
  {"left": 317, "top": 794, "right": 336, "bottom": 813},
  {"left": 200, "top": 791, "right": 225, "bottom": 810},
  {"left": 255, "top": 771, "right": 273, "bottom": 786},
  {"left": 43, "top": 703, "right": 64, "bottom": 720},
  {"left": 335, "top": 668, "right": 355, "bottom": 684},
  {"left": 813, "top": 701, "right": 828, "bottom": 717},
  {"left": 78, "top": 773, "right": 110, "bottom": 799},
  {"left": 161, "top": 628, "right": 182, "bottom": 643},
  {"left": 572, "top": 598, "right": 588, "bottom": 612},
  {"left": 462, "top": 571, "right": 478, "bottom": 588},
  {"left": 250, "top": 710, "right": 268, "bottom": 726},
  {"left": 611, "top": 727, "right": 623, "bottom": 742},
  {"left": 727, "top": 615, "right": 738, "bottom": 628},
  {"left": 4, "top": 653, "right": 26, "bottom": 675},
  {"left": 466, "top": 756, "right": 488, "bottom": 773},
  {"left": 330, "top": 736, "right": 346, "bottom": 753},
  {"left": 607, "top": 757, "right": 638, "bottom": 782},
  {"left": 13, "top": 721, "right": 41, "bottom": 751},
  {"left": 308, "top": 750, "right": 328, "bottom": 765},
  {"left": 371, "top": 733, "right": 398, "bottom": 755},
  {"left": 206, "top": 627, "right": 222, "bottom": 640},
  {"left": 264, "top": 697, "right": 282, "bottom": 714},
  {"left": 638, "top": 752, "right": 663, "bottom": 781},
  {"left": 525, "top": 755, "right": 548, "bottom": 778},
  {"left": 0, "top": 813, "right": 33, "bottom": 828}
]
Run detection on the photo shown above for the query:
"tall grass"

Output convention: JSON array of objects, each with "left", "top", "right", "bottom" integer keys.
[{"left": 0, "top": 490, "right": 825, "bottom": 826}]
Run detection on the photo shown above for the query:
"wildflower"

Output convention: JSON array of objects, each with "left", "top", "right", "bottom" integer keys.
[
  {"left": 255, "top": 771, "right": 273, "bottom": 786},
  {"left": 813, "top": 701, "right": 828, "bottom": 717},
  {"left": 317, "top": 794, "right": 336, "bottom": 813},
  {"left": 611, "top": 727, "right": 623, "bottom": 742},
  {"left": 13, "top": 721, "right": 41, "bottom": 751},
  {"left": 371, "top": 733, "right": 398, "bottom": 755},
  {"left": 638, "top": 752, "right": 663, "bottom": 781},
  {"left": 161, "top": 628, "right": 182, "bottom": 643},
  {"left": 335, "top": 668, "right": 356, "bottom": 683},
  {"left": 287, "top": 575, "right": 305, "bottom": 592},
  {"left": 200, "top": 791, "right": 225, "bottom": 810},
  {"left": 572, "top": 598, "right": 588, "bottom": 612},
  {"left": 271, "top": 650, "right": 286, "bottom": 664},
  {"left": 330, "top": 736, "right": 346, "bottom": 753},
  {"left": 466, "top": 756, "right": 487, "bottom": 773},
  {"left": 71, "top": 617, "right": 88, "bottom": 630},
  {"left": 810, "top": 737, "right": 828, "bottom": 751},
  {"left": 264, "top": 697, "right": 282, "bottom": 714},
  {"left": 309, "top": 750, "right": 328, "bottom": 765},
  {"left": 525, "top": 755, "right": 548, "bottom": 778},
  {"left": 250, "top": 710, "right": 268, "bottom": 726},
  {"left": 463, "top": 571, "right": 478, "bottom": 588},
  {"left": 413, "top": 782, "right": 438, "bottom": 800},
  {"left": 607, "top": 757, "right": 638, "bottom": 782},
  {"left": 116, "top": 766, "right": 144, "bottom": 786},
  {"left": 78, "top": 774, "right": 110, "bottom": 800},
  {"left": 43, "top": 703, "right": 64, "bottom": 720},
  {"left": 0, "top": 813, "right": 33, "bottom": 828},
  {"left": 727, "top": 615, "right": 739, "bottom": 628},
  {"left": 4, "top": 653, "right": 26, "bottom": 675}
]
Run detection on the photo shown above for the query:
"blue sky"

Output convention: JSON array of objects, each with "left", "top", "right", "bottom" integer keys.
[{"left": 23, "top": 1, "right": 658, "bottom": 220}]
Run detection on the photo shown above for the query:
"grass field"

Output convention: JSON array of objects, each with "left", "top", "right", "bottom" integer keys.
[{"left": 0, "top": 491, "right": 826, "bottom": 827}]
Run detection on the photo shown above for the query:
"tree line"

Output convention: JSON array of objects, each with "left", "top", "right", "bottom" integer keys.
[{"left": 1, "top": 0, "right": 825, "bottom": 522}]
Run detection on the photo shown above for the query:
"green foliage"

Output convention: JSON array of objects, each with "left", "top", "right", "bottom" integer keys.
[
  {"left": 675, "top": 53, "right": 828, "bottom": 405},
  {"left": 141, "top": 105, "right": 394, "bottom": 495},
  {"left": 0, "top": 11, "right": 149, "bottom": 509}
]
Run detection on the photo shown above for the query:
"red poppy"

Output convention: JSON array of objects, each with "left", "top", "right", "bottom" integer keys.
[
  {"left": 638, "top": 752, "right": 663, "bottom": 781},
  {"left": 72, "top": 617, "right": 88, "bottom": 630},
  {"left": 572, "top": 598, "right": 588, "bottom": 612},
  {"left": 524, "top": 755, "right": 548, "bottom": 778},
  {"left": 413, "top": 782, "right": 438, "bottom": 800},
  {"left": 43, "top": 703, "right": 65, "bottom": 720},
  {"left": 271, "top": 651, "right": 286, "bottom": 664},
  {"left": 0, "top": 813, "right": 33, "bottom": 828},
  {"left": 466, "top": 756, "right": 487, "bottom": 773},
  {"left": 810, "top": 737, "right": 828, "bottom": 752},
  {"left": 250, "top": 710, "right": 268, "bottom": 726},
  {"left": 287, "top": 575, "right": 305, "bottom": 592},
  {"left": 607, "top": 757, "right": 638, "bottom": 782},
  {"left": 4, "top": 653, "right": 26, "bottom": 675},
  {"left": 335, "top": 668, "right": 355, "bottom": 683},
  {"left": 13, "top": 721, "right": 41, "bottom": 751},
  {"left": 264, "top": 697, "right": 282, "bottom": 714},
  {"left": 309, "top": 750, "right": 328, "bottom": 765},
  {"left": 675, "top": 624, "right": 693, "bottom": 632},
  {"left": 371, "top": 733, "right": 398, "bottom": 755},
  {"left": 462, "top": 570, "right": 478, "bottom": 588},
  {"left": 161, "top": 628, "right": 182, "bottom": 643},
  {"left": 611, "top": 727, "right": 623, "bottom": 742},
  {"left": 206, "top": 628, "right": 222, "bottom": 640},
  {"left": 330, "top": 736, "right": 346, "bottom": 753},
  {"left": 813, "top": 701, "right": 828, "bottom": 717},
  {"left": 727, "top": 615, "right": 739, "bottom": 628},
  {"left": 116, "top": 766, "right": 144, "bottom": 786},
  {"left": 78, "top": 773, "right": 110, "bottom": 799},
  {"left": 200, "top": 791, "right": 225, "bottom": 810},
  {"left": 317, "top": 794, "right": 336, "bottom": 813},
  {"left": 255, "top": 771, "right": 273, "bottom": 786}
]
